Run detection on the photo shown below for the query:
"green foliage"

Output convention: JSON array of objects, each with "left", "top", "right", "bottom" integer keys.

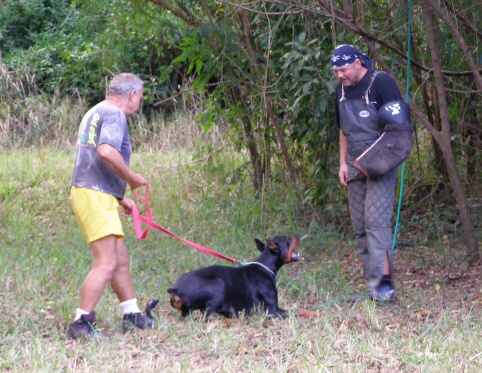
[
  {"left": 172, "top": 31, "right": 215, "bottom": 91},
  {"left": 2, "top": 1, "right": 104, "bottom": 100},
  {"left": 168, "top": 3, "right": 343, "bottom": 202},
  {"left": 1, "top": 0, "right": 183, "bottom": 109},
  {"left": 5, "top": 35, "right": 103, "bottom": 98},
  {"left": 0, "top": 0, "right": 72, "bottom": 54},
  {"left": 275, "top": 27, "right": 339, "bottom": 203}
]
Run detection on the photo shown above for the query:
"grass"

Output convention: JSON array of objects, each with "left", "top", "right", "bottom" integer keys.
[{"left": 1, "top": 118, "right": 482, "bottom": 372}]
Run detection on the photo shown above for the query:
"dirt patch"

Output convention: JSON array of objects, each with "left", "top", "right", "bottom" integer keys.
[
  {"left": 298, "top": 241, "right": 482, "bottom": 320},
  {"left": 337, "top": 246, "right": 482, "bottom": 324}
]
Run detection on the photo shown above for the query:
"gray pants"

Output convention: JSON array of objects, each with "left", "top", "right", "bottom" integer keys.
[{"left": 347, "top": 143, "right": 397, "bottom": 292}]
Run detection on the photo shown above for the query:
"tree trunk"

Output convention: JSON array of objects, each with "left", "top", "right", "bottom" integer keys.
[
  {"left": 227, "top": 77, "right": 265, "bottom": 192},
  {"left": 234, "top": 0, "right": 298, "bottom": 190},
  {"left": 420, "top": 1, "right": 480, "bottom": 261}
]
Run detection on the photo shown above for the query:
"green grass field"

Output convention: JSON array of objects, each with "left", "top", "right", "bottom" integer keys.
[{"left": 1, "top": 140, "right": 482, "bottom": 372}]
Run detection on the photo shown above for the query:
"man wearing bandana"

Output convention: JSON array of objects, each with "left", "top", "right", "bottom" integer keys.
[{"left": 331, "top": 44, "right": 403, "bottom": 301}]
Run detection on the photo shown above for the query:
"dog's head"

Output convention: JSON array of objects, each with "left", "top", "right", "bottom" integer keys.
[
  {"left": 167, "top": 288, "right": 183, "bottom": 310},
  {"left": 255, "top": 235, "right": 301, "bottom": 269}
]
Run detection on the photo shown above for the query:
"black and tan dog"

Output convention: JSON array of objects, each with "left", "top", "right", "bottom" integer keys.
[{"left": 167, "top": 235, "right": 300, "bottom": 319}]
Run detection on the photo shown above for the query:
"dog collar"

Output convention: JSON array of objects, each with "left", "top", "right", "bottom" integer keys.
[{"left": 243, "top": 262, "right": 275, "bottom": 276}]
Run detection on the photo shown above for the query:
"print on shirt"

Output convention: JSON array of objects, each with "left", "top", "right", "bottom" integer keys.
[
  {"left": 384, "top": 103, "right": 402, "bottom": 115},
  {"left": 77, "top": 112, "right": 100, "bottom": 146}
]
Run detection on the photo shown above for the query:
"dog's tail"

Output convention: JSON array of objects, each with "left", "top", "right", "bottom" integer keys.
[
  {"left": 167, "top": 288, "right": 183, "bottom": 310},
  {"left": 145, "top": 299, "right": 159, "bottom": 319}
]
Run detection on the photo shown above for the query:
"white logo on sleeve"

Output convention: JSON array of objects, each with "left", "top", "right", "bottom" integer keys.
[{"left": 385, "top": 103, "right": 401, "bottom": 115}]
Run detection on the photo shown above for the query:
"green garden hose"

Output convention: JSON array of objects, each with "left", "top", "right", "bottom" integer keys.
[{"left": 392, "top": 0, "right": 412, "bottom": 250}]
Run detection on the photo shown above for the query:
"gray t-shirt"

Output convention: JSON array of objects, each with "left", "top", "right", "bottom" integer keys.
[{"left": 70, "top": 101, "right": 131, "bottom": 199}]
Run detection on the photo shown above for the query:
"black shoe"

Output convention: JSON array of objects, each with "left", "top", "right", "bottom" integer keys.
[
  {"left": 67, "top": 312, "right": 97, "bottom": 340},
  {"left": 122, "top": 312, "right": 155, "bottom": 331},
  {"left": 368, "top": 282, "right": 395, "bottom": 303}
]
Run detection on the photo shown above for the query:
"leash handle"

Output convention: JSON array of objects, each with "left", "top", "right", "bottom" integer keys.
[{"left": 130, "top": 185, "right": 237, "bottom": 263}]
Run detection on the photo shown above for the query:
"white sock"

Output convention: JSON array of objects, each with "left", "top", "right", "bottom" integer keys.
[
  {"left": 75, "top": 308, "right": 90, "bottom": 321},
  {"left": 119, "top": 298, "right": 141, "bottom": 314}
]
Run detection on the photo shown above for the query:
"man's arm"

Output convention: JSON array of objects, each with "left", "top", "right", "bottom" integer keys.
[
  {"left": 339, "top": 130, "right": 349, "bottom": 188},
  {"left": 97, "top": 143, "right": 147, "bottom": 190},
  {"left": 376, "top": 72, "right": 403, "bottom": 107}
]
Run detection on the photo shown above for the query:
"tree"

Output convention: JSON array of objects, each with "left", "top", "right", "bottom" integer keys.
[
  {"left": 145, "top": 0, "right": 339, "bottom": 195},
  {"left": 417, "top": 0, "right": 481, "bottom": 260}
]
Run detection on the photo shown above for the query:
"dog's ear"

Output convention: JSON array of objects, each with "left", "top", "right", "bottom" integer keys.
[
  {"left": 266, "top": 239, "right": 281, "bottom": 254},
  {"left": 255, "top": 238, "right": 265, "bottom": 252}
]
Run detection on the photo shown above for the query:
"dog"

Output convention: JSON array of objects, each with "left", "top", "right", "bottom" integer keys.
[{"left": 167, "top": 235, "right": 300, "bottom": 319}]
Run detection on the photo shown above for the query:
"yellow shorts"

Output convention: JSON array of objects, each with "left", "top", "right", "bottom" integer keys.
[{"left": 70, "top": 186, "right": 124, "bottom": 243}]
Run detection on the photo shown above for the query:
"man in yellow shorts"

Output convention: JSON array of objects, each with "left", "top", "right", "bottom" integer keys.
[{"left": 68, "top": 73, "right": 155, "bottom": 339}]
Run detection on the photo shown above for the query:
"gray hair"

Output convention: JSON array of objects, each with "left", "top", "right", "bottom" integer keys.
[{"left": 108, "top": 73, "right": 143, "bottom": 97}]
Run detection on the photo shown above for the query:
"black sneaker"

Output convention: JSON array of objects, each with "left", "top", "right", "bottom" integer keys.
[
  {"left": 122, "top": 312, "right": 155, "bottom": 331},
  {"left": 67, "top": 312, "right": 97, "bottom": 340},
  {"left": 368, "top": 282, "right": 395, "bottom": 303}
]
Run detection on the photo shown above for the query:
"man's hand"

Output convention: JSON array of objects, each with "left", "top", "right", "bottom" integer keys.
[
  {"left": 119, "top": 196, "right": 134, "bottom": 215},
  {"left": 339, "top": 163, "right": 349, "bottom": 188},
  {"left": 128, "top": 173, "right": 148, "bottom": 190}
]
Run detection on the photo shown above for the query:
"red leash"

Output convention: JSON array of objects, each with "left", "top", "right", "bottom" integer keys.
[{"left": 130, "top": 185, "right": 238, "bottom": 264}]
